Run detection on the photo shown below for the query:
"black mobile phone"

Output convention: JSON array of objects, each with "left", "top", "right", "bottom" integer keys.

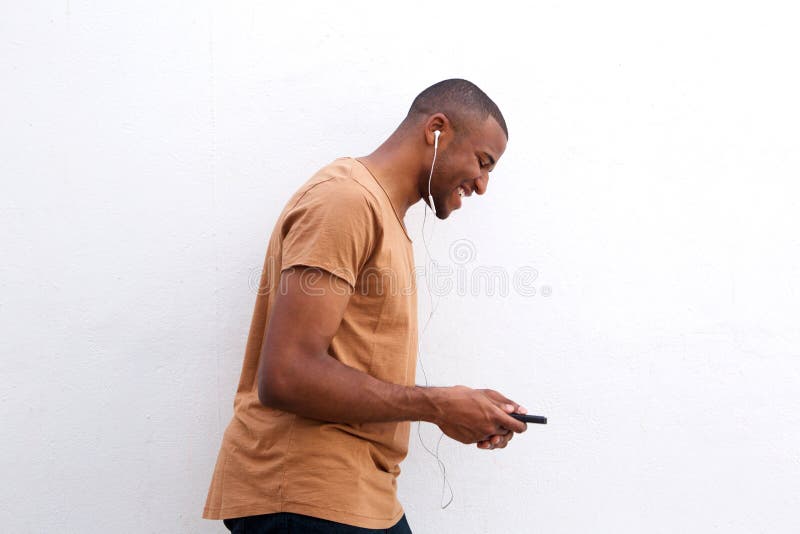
[{"left": 510, "top": 413, "right": 547, "bottom": 424}]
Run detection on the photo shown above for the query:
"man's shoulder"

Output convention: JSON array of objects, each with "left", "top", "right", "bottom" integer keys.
[{"left": 292, "top": 157, "right": 383, "bottom": 214}]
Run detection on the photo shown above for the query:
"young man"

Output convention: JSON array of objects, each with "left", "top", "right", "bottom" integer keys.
[{"left": 203, "top": 79, "right": 528, "bottom": 533}]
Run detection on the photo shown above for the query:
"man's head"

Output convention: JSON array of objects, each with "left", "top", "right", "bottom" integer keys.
[{"left": 401, "top": 79, "right": 508, "bottom": 219}]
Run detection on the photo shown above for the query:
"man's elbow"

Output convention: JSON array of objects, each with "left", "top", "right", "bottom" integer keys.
[{"left": 257, "top": 364, "right": 293, "bottom": 409}]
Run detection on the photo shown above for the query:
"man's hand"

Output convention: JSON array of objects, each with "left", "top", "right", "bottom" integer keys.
[{"left": 431, "top": 386, "right": 527, "bottom": 449}]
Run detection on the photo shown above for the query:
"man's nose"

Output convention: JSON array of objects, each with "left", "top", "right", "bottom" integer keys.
[{"left": 474, "top": 174, "right": 489, "bottom": 195}]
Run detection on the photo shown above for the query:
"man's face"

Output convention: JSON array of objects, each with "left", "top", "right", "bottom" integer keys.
[{"left": 429, "top": 116, "right": 507, "bottom": 219}]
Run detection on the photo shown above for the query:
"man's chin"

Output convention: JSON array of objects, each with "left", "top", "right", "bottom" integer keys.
[
  {"left": 436, "top": 208, "right": 452, "bottom": 220},
  {"left": 424, "top": 197, "right": 452, "bottom": 219}
]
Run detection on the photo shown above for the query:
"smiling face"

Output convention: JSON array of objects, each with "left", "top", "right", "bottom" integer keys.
[{"left": 425, "top": 115, "right": 508, "bottom": 219}]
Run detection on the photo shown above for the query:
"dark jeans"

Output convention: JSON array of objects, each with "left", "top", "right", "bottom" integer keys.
[{"left": 223, "top": 512, "right": 413, "bottom": 534}]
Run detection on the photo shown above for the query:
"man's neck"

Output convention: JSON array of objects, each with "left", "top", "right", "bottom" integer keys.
[{"left": 358, "top": 142, "right": 423, "bottom": 220}]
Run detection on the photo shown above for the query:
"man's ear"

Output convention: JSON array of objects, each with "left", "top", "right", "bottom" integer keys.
[{"left": 425, "top": 113, "right": 452, "bottom": 147}]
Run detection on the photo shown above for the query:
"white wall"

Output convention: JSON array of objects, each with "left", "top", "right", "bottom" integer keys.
[{"left": 2, "top": 1, "right": 799, "bottom": 532}]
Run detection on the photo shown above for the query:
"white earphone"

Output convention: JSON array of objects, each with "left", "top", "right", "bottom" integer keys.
[
  {"left": 427, "top": 130, "right": 440, "bottom": 214},
  {"left": 418, "top": 127, "right": 454, "bottom": 508}
]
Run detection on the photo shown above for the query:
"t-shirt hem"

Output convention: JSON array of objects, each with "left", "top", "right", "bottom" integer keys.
[{"left": 203, "top": 501, "right": 404, "bottom": 530}]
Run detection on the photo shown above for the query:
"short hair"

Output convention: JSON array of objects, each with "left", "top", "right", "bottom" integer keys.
[{"left": 406, "top": 79, "right": 508, "bottom": 139}]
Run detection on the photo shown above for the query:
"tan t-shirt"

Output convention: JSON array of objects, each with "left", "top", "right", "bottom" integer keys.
[{"left": 203, "top": 157, "right": 418, "bottom": 529}]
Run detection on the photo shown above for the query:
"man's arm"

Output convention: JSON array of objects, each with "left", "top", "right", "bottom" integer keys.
[{"left": 257, "top": 267, "right": 527, "bottom": 447}]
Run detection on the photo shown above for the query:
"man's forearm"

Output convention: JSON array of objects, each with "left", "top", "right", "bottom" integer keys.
[{"left": 258, "top": 350, "right": 446, "bottom": 425}]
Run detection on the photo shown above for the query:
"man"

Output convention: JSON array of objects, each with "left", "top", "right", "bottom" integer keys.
[{"left": 203, "top": 79, "right": 528, "bottom": 533}]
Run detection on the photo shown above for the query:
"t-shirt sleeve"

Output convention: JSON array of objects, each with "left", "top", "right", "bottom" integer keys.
[{"left": 279, "top": 179, "right": 381, "bottom": 288}]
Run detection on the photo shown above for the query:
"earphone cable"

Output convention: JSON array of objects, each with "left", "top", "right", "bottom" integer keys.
[{"left": 416, "top": 130, "right": 454, "bottom": 509}]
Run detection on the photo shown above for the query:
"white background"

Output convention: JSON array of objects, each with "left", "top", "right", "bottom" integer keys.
[{"left": 2, "top": 1, "right": 799, "bottom": 532}]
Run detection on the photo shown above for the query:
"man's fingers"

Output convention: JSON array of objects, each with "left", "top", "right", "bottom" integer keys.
[
  {"left": 495, "top": 437, "right": 510, "bottom": 449},
  {"left": 488, "top": 391, "right": 520, "bottom": 411},
  {"left": 492, "top": 434, "right": 511, "bottom": 450},
  {"left": 484, "top": 391, "right": 527, "bottom": 417},
  {"left": 494, "top": 405, "right": 527, "bottom": 434},
  {"left": 496, "top": 432, "right": 513, "bottom": 448},
  {"left": 478, "top": 431, "right": 514, "bottom": 450}
]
